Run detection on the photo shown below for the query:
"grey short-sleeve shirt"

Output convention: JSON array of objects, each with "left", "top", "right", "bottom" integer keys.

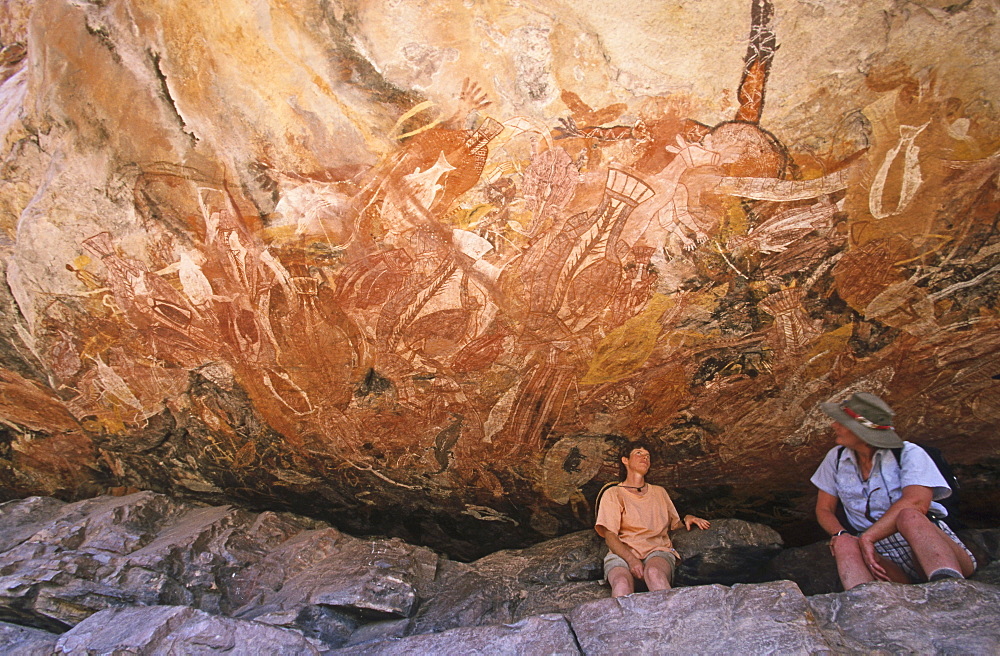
[{"left": 810, "top": 441, "right": 951, "bottom": 532}]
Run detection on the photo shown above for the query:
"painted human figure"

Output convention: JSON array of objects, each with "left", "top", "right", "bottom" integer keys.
[
  {"left": 811, "top": 392, "right": 977, "bottom": 589},
  {"left": 595, "top": 442, "right": 711, "bottom": 597}
]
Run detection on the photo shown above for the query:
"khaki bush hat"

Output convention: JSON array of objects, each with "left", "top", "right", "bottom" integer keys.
[{"left": 819, "top": 392, "right": 903, "bottom": 449}]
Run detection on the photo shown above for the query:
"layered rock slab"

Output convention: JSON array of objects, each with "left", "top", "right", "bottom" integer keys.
[
  {"left": 11, "top": 580, "right": 1000, "bottom": 655},
  {"left": 765, "top": 539, "right": 841, "bottom": 596},
  {"left": 0, "top": 620, "right": 58, "bottom": 655},
  {"left": 0, "top": 496, "right": 66, "bottom": 552},
  {"left": 411, "top": 518, "right": 785, "bottom": 633},
  {"left": 53, "top": 605, "right": 323, "bottom": 655},
  {"left": 0, "top": 492, "right": 316, "bottom": 629},
  {"left": 671, "top": 518, "right": 784, "bottom": 585},
  {"left": 410, "top": 528, "right": 606, "bottom": 633},
  {"left": 569, "top": 580, "right": 831, "bottom": 655},
  {"left": 0, "top": 493, "right": 999, "bottom": 654},
  {"left": 232, "top": 528, "right": 440, "bottom": 645},
  {"left": 330, "top": 613, "right": 581, "bottom": 656},
  {"left": 809, "top": 579, "right": 1000, "bottom": 654}
]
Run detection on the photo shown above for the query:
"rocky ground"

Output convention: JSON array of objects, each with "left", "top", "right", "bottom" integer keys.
[{"left": 0, "top": 491, "right": 997, "bottom": 654}]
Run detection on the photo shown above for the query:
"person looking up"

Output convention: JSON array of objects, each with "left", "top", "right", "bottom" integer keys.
[{"left": 595, "top": 442, "right": 711, "bottom": 597}]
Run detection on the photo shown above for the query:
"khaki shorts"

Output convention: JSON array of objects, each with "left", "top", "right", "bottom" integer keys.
[{"left": 603, "top": 549, "right": 678, "bottom": 583}]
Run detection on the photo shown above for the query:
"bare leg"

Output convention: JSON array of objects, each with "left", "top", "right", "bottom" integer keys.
[
  {"left": 832, "top": 534, "right": 911, "bottom": 589},
  {"left": 896, "top": 508, "right": 976, "bottom": 579},
  {"left": 832, "top": 534, "right": 874, "bottom": 590},
  {"left": 607, "top": 566, "right": 635, "bottom": 597},
  {"left": 644, "top": 557, "right": 673, "bottom": 592}
]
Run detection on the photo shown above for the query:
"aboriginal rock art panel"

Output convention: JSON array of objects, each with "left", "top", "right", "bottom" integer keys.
[{"left": 20, "top": 0, "right": 1000, "bottom": 535}]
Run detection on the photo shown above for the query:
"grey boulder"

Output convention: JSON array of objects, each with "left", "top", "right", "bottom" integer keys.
[
  {"left": 809, "top": 579, "right": 1000, "bottom": 654},
  {"left": 671, "top": 518, "right": 785, "bottom": 585},
  {"left": 53, "top": 605, "right": 323, "bottom": 655},
  {"left": 329, "top": 613, "right": 580, "bottom": 656},
  {"left": 569, "top": 580, "right": 830, "bottom": 655},
  {"left": 0, "top": 620, "right": 58, "bottom": 655}
]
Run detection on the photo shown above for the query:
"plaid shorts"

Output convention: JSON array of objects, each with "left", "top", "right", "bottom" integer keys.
[{"left": 874, "top": 518, "right": 977, "bottom": 581}]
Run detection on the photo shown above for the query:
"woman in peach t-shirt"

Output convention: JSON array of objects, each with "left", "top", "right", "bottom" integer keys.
[{"left": 595, "top": 442, "right": 711, "bottom": 597}]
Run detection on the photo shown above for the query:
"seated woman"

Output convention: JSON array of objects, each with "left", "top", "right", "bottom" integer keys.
[
  {"left": 811, "top": 392, "right": 976, "bottom": 589},
  {"left": 595, "top": 442, "right": 711, "bottom": 597}
]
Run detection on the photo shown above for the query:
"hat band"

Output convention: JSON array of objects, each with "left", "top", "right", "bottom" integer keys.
[{"left": 842, "top": 406, "right": 894, "bottom": 431}]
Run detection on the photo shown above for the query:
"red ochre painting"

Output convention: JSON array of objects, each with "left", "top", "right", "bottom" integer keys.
[{"left": 0, "top": 0, "right": 998, "bottom": 556}]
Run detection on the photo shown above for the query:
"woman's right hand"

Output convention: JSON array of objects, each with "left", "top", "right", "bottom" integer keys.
[
  {"left": 858, "top": 533, "right": 890, "bottom": 581},
  {"left": 627, "top": 551, "right": 645, "bottom": 580}
]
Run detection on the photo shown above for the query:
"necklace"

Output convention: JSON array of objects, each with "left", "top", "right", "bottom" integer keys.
[{"left": 618, "top": 483, "right": 646, "bottom": 491}]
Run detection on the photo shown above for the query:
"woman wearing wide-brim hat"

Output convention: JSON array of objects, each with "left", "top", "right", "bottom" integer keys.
[{"left": 810, "top": 392, "right": 976, "bottom": 590}]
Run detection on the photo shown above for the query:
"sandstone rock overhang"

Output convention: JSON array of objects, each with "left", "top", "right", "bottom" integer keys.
[{"left": 0, "top": 0, "right": 998, "bottom": 559}]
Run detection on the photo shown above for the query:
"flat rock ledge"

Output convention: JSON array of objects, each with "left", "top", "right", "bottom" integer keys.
[{"left": 0, "top": 493, "right": 997, "bottom": 655}]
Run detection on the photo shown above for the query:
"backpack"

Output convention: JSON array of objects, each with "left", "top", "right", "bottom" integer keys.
[
  {"left": 594, "top": 481, "right": 620, "bottom": 524},
  {"left": 834, "top": 442, "right": 961, "bottom": 531}
]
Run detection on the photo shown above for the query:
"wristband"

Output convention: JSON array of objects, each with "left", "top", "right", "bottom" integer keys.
[{"left": 832, "top": 529, "right": 849, "bottom": 537}]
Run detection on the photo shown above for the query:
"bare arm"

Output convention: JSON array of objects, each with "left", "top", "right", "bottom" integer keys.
[
  {"left": 815, "top": 490, "right": 846, "bottom": 536},
  {"left": 857, "top": 485, "right": 933, "bottom": 580},
  {"left": 861, "top": 485, "right": 932, "bottom": 543},
  {"left": 816, "top": 489, "right": 860, "bottom": 559}
]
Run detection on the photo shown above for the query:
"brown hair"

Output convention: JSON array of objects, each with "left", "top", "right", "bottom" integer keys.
[{"left": 618, "top": 441, "right": 652, "bottom": 478}]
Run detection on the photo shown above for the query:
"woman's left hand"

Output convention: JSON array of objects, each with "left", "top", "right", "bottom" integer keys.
[
  {"left": 684, "top": 515, "right": 711, "bottom": 530},
  {"left": 858, "top": 533, "right": 890, "bottom": 581}
]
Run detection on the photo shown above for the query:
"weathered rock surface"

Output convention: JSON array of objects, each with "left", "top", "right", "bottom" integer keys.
[
  {"left": 960, "top": 528, "right": 1000, "bottom": 587},
  {"left": 809, "top": 579, "right": 1000, "bottom": 655},
  {"left": 409, "top": 529, "right": 607, "bottom": 633},
  {"left": 0, "top": 492, "right": 320, "bottom": 631},
  {"left": 765, "top": 539, "right": 842, "bottom": 596},
  {"left": 232, "top": 528, "right": 440, "bottom": 634},
  {"left": 331, "top": 613, "right": 581, "bottom": 656},
  {"left": 672, "top": 517, "right": 784, "bottom": 585},
  {"left": 0, "top": 492, "right": 998, "bottom": 654},
  {"left": 54, "top": 605, "right": 323, "bottom": 655},
  {"left": 0, "top": 496, "right": 66, "bottom": 552},
  {"left": 0, "top": 620, "right": 57, "bottom": 655},
  {"left": 570, "top": 580, "right": 832, "bottom": 655},
  {"left": 0, "top": 0, "right": 998, "bottom": 561}
]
